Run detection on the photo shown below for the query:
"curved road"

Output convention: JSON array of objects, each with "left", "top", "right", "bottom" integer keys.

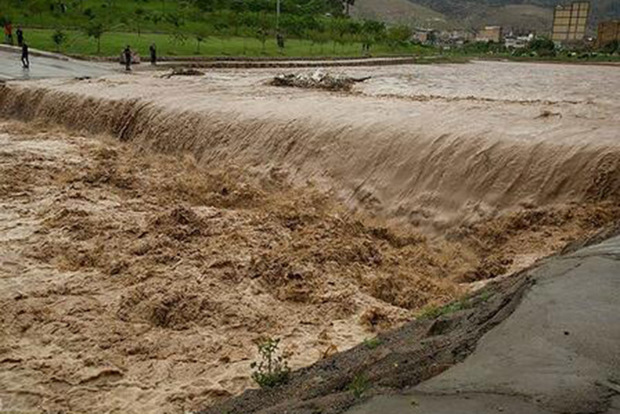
[{"left": 0, "top": 49, "right": 111, "bottom": 80}]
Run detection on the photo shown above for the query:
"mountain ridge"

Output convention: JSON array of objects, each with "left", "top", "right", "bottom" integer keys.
[{"left": 352, "top": 0, "right": 619, "bottom": 32}]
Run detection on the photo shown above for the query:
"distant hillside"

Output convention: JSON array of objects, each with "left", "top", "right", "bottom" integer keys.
[
  {"left": 353, "top": 0, "right": 619, "bottom": 33},
  {"left": 459, "top": 4, "right": 554, "bottom": 33},
  {"left": 409, "top": 0, "right": 620, "bottom": 30},
  {"left": 408, "top": 0, "right": 618, "bottom": 20},
  {"left": 351, "top": 0, "right": 450, "bottom": 29}
]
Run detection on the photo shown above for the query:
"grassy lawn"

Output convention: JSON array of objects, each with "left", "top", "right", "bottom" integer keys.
[{"left": 23, "top": 28, "right": 427, "bottom": 58}]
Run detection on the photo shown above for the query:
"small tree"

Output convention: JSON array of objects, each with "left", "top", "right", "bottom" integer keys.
[
  {"left": 134, "top": 7, "right": 146, "bottom": 36},
  {"left": 528, "top": 37, "right": 556, "bottom": 57},
  {"left": 250, "top": 338, "right": 290, "bottom": 389},
  {"left": 329, "top": 18, "right": 353, "bottom": 53},
  {"left": 386, "top": 24, "right": 411, "bottom": 51},
  {"left": 214, "top": 21, "right": 229, "bottom": 53},
  {"left": 170, "top": 31, "right": 187, "bottom": 48},
  {"left": 194, "top": 27, "right": 210, "bottom": 54},
  {"left": 164, "top": 12, "right": 184, "bottom": 30},
  {"left": 51, "top": 29, "right": 66, "bottom": 52},
  {"left": 309, "top": 29, "right": 329, "bottom": 54},
  {"left": 348, "top": 373, "right": 370, "bottom": 398},
  {"left": 149, "top": 11, "right": 163, "bottom": 27},
  {"left": 83, "top": 8, "right": 95, "bottom": 20},
  {"left": 256, "top": 27, "right": 268, "bottom": 53},
  {"left": 29, "top": 0, "right": 49, "bottom": 23},
  {"left": 84, "top": 21, "right": 106, "bottom": 54}
]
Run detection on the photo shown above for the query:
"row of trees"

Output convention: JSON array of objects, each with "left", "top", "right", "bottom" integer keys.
[
  {"left": 3, "top": 0, "right": 416, "bottom": 55},
  {"left": 4, "top": 0, "right": 357, "bottom": 24},
  {"left": 192, "top": 0, "right": 348, "bottom": 16},
  {"left": 75, "top": 13, "right": 412, "bottom": 54},
  {"left": 457, "top": 36, "right": 619, "bottom": 59}
]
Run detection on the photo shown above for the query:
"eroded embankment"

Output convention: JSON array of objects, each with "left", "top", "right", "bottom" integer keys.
[{"left": 1, "top": 81, "right": 619, "bottom": 230}]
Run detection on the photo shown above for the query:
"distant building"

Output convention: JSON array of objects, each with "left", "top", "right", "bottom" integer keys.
[
  {"left": 596, "top": 21, "right": 620, "bottom": 48},
  {"left": 447, "top": 30, "right": 474, "bottom": 45},
  {"left": 552, "top": 2, "right": 590, "bottom": 43},
  {"left": 476, "top": 26, "right": 503, "bottom": 43},
  {"left": 505, "top": 34, "right": 534, "bottom": 49},
  {"left": 413, "top": 29, "right": 438, "bottom": 45}
]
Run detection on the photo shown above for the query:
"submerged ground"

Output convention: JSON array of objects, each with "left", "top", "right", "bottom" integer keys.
[{"left": 0, "top": 61, "right": 619, "bottom": 413}]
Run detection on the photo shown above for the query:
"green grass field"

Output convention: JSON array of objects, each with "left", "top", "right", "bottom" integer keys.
[{"left": 23, "top": 28, "right": 427, "bottom": 58}]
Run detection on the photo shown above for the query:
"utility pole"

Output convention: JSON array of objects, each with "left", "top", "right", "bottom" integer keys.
[{"left": 276, "top": 0, "right": 281, "bottom": 30}]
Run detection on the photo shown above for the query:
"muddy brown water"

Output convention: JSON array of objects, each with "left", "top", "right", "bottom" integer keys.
[
  {"left": 2, "top": 61, "right": 619, "bottom": 228},
  {"left": 0, "top": 61, "right": 619, "bottom": 413}
]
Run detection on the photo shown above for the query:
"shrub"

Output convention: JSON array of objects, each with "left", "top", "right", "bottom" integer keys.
[
  {"left": 528, "top": 37, "right": 556, "bottom": 57},
  {"left": 52, "top": 29, "right": 66, "bottom": 52},
  {"left": 363, "top": 337, "right": 382, "bottom": 350},
  {"left": 348, "top": 373, "right": 370, "bottom": 398},
  {"left": 250, "top": 337, "right": 290, "bottom": 388}
]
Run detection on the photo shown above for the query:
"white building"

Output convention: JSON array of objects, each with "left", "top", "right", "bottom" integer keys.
[{"left": 505, "top": 33, "right": 534, "bottom": 48}]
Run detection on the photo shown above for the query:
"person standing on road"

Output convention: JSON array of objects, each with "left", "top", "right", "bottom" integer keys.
[
  {"left": 16, "top": 26, "right": 23, "bottom": 47},
  {"left": 149, "top": 43, "right": 157, "bottom": 65},
  {"left": 21, "top": 42, "right": 29, "bottom": 69},
  {"left": 123, "top": 45, "right": 132, "bottom": 71}
]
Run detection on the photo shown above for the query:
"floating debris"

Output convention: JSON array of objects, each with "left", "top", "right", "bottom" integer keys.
[
  {"left": 161, "top": 68, "right": 205, "bottom": 78},
  {"left": 269, "top": 70, "right": 371, "bottom": 91}
]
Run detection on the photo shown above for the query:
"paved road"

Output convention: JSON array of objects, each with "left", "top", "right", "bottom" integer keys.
[
  {"left": 0, "top": 50, "right": 111, "bottom": 80},
  {"left": 347, "top": 236, "right": 620, "bottom": 414}
]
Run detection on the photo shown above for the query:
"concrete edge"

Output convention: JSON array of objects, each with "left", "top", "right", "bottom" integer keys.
[
  {"left": 0, "top": 44, "right": 70, "bottom": 61},
  {"left": 76, "top": 54, "right": 419, "bottom": 63}
]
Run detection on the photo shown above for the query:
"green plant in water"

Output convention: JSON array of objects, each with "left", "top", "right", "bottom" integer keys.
[{"left": 250, "top": 337, "right": 290, "bottom": 388}]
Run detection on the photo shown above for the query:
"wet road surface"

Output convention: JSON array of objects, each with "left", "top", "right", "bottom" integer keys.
[{"left": 0, "top": 49, "right": 111, "bottom": 80}]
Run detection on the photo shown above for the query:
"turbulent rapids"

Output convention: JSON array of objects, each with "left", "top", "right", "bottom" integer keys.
[
  {"left": 1, "top": 63, "right": 619, "bottom": 229},
  {"left": 1, "top": 61, "right": 620, "bottom": 414}
]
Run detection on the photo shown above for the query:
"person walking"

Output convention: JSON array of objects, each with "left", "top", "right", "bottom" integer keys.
[
  {"left": 149, "top": 43, "right": 157, "bottom": 65},
  {"left": 123, "top": 45, "right": 132, "bottom": 71},
  {"left": 16, "top": 26, "right": 23, "bottom": 47},
  {"left": 21, "top": 42, "right": 29, "bottom": 69}
]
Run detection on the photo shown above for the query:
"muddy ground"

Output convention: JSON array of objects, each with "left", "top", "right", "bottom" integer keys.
[{"left": 1, "top": 119, "right": 619, "bottom": 414}]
